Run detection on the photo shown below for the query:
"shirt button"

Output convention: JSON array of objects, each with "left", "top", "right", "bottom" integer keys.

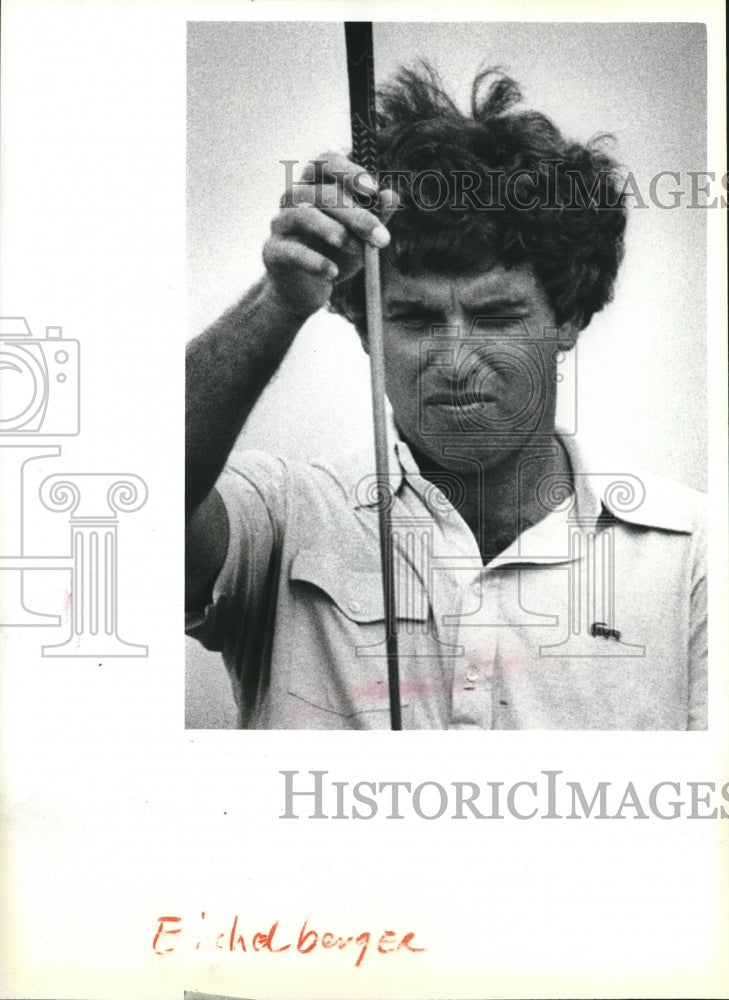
[
  {"left": 348, "top": 600, "right": 361, "bottom": 613},
  {"left": 465, "top": 668, "right": 479, "bottom": 683}
]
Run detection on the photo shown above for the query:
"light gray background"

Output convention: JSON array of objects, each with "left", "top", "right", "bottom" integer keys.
[{"left": 186, "top": 21, "right": 708, "bottom": 728}]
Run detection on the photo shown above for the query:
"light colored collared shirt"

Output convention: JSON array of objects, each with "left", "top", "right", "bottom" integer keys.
[{"left": 186, "top": 432, "right": 707, "bottom": 730}]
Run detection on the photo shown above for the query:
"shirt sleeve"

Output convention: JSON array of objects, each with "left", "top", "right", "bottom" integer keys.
[
  {"left": 185, "top": 450, "right": 290, "bottom": 665},
  {"left": 687, "top": 500, "right": 708, "bottom": 730}
]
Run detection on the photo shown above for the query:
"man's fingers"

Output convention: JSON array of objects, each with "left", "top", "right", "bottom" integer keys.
[
  {"left": 294, "top": 151, "right": 395, "bottom": 220},
  {"left": 289, "top": 201, "right": 388, "bottom": 250},
  {"left": 276, "top": 152, "right": 395, "bottom": 265},
  {"left": 263, "top": 237, "right": 339, "bottom": 280},
  {"left": 278, "top": 186, "right": 390, "bottom": 249},
  {"left": 271, "top": 204, "right": 360, "bottom": 255},
  {"left": 298, "top": 150, "right": 379, "bottom": 197}
]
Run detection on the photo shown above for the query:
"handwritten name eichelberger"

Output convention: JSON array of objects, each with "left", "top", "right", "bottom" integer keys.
[{"left": 152, "top": 913, "right": 424, "bottom": 967}]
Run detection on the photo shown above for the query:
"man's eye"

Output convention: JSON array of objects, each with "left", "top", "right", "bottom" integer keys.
[
  {"left": 387, "top": 316, "right": 435, "bottom": 331},
  {"left": 469, "top": 316, "right": 527, "bottom": 335},
  {"left": 472, "top": 316, "right": 521, "bottom": 327}
]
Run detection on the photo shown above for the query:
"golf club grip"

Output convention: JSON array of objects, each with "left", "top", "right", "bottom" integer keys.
[{"left": 344, "top": 22, "right": 377, "bottom": 176}]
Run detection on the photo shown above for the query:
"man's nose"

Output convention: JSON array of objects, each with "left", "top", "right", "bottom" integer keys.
[{"left": 444, "top": 309, "right": 468, "bottom": 336}]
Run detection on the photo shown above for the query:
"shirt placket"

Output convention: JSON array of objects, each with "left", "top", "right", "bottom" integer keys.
[
  {"left": 410, "top": 478, "right": 499, "bottom": 730},
  {"left": 449, "top": 567, "right": 500, "bottom": 729}
]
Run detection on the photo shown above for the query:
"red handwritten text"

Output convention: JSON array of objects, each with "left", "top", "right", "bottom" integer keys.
[{"left": 152, "top": 913, "right": 425, "bottom": 967}]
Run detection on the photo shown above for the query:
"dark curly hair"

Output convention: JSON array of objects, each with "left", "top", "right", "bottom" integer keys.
[{"left": 330, "top": 64, "right": 627, "bottom": 332}]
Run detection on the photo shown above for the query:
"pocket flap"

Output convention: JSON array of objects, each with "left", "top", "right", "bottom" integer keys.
[{"left": 289, "top": 549, "right": 429, "bottom": 623}]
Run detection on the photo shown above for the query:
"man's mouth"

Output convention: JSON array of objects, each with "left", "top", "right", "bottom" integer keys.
[{"left": 424, "top": 390, "right": 497, "bottom": 410}]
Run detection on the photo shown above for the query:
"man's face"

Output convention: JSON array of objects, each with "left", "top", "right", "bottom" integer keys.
[{"left": 379, "top": 262, "right": 572, "bottom": 475}]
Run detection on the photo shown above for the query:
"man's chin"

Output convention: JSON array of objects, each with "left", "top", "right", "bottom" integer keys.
[{"left": 405, "top": 433, "right": 531, "bottom": 477}]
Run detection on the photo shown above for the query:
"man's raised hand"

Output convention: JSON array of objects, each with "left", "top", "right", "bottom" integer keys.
[{"left": 262, "top": 152, "right": 394, "bottom": 316}]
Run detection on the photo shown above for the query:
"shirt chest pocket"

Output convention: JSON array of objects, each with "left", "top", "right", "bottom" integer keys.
[{"left": 283, "top": 549, "right": 431, "bottom": 728}]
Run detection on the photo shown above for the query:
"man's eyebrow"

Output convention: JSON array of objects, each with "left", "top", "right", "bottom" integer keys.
[
  {"left": 462, "top": 296, "right": 531, "bottom": 312},
  {"left": 383, "top": 298, "right": 442, "bottom": 312},
  {"left": 383, "top": 295, "right": 532, "bottom": 312}
]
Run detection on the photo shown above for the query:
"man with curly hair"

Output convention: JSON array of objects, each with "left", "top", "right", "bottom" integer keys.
[{"left": 185, "top": 67, "right": 707, "bottom": 730}]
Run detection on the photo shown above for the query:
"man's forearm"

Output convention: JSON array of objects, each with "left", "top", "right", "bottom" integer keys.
[{"left": 185, "top": 276, "right": 311, "bottom": 517}]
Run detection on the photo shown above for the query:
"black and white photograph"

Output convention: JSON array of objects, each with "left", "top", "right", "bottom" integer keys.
[{"left": 186, "top": 21, "right": 711, "bottom": 731}]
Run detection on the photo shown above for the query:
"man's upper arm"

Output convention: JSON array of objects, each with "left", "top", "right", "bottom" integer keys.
[
  {"left": 184, "top": 452, "right": 289, "bottom": 655},
  {"left": 185, "top": 487, "right": 229, "bottom": 612}
]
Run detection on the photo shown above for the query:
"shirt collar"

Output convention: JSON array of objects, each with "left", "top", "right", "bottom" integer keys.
[
  {"left": 350, "top": 404, "right": 409, "bottom": 509},
  {"left": 560, "top": 433, "right": 696, "bottom": 533},
  {"left": 352, "top": 416, "right": 694, "bottom": 535}
]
